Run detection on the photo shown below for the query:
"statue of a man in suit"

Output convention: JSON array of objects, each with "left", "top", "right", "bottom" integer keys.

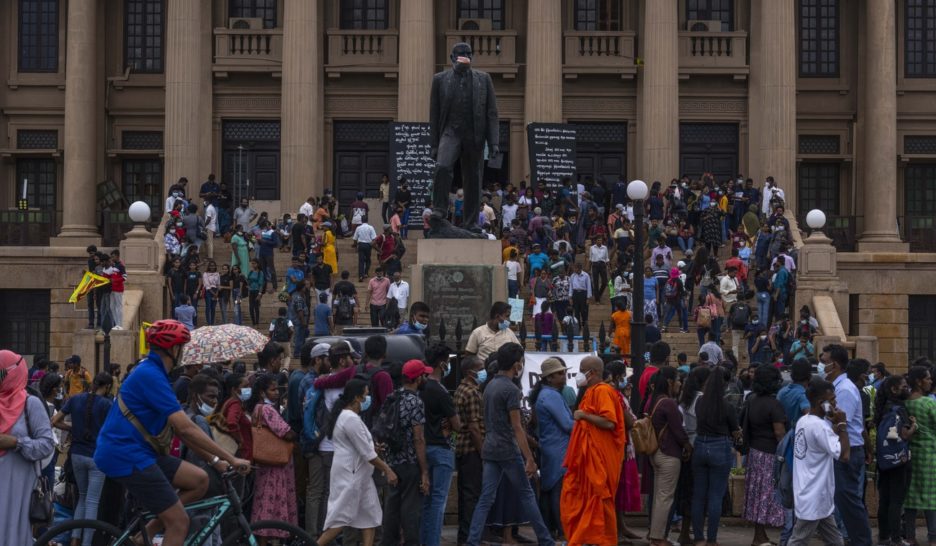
[{"left": 428, "top": 42, "right": 499, "bottom": 238}]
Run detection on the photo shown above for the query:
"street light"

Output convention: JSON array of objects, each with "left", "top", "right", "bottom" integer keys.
[
  {"left": 805, "top": 209, "right": 826, "bottom": 231},
  {"left": 128, "top": 201, "right": 152, "bottom": 224},
  {"left": 627, "top": 179, "right": 648, "bottom": 410}
]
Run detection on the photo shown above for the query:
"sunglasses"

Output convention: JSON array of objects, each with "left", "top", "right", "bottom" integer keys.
[{"left": 0, "top": 357, "right": 23, "bottom": 384}]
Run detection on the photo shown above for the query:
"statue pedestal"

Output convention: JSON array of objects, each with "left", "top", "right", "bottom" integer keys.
[{"left": 411, "top": 239, "right": 506, "bottom": 340}]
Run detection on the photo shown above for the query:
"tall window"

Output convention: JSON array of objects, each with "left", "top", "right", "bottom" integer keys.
[
  {"left": 123, "top": 159, "right": 163, "bottom": 217},
  {"left": 686, "top": 0, "right": 733, "bottom": 31},
  {"left": 340, "top": 0, "right": 389, "bottom": 30},
  {"left": 574, "top": 0, "right": 621, "bottom": 31},
  {"left": 18, "top": 0, "right": 59, "bottom": 72},
  {"left": 799, "top": 0, "right": 839, "bottom": 76},
  {"left": 798, "top": 162, "right": 840, "bottom": 215},
  {"left": 910, "top": 296, "right": 936, "bottom": 360},
  {"left": 0, "top": 290, "right": 50, "bottom": 357},
  {"left": 905, "top": 164, "right": 936, "bottom": 218},
  {"left": 16, "top": 158, "right": 57, "bottom": 211},
  {"left": 906, "top": 0, "right": 936, "bottom": 77},
  {"left": 125, "top": 0, "right": 163, "bottom": 73},
  {"left": 457, "top": 0, "right": 505, "bottom": 30},
  {"left": 229, "top": 0, "right": 276, "bottom": 29}
]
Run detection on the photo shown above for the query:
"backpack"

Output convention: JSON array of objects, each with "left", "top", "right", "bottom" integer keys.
[
  {"left": 697, "top": 306, "right": 713, "bottom": 328},
  {"left": 663, "top": 278, "right": 680, "bottom": 302},
  {"left": 774, "top": 427, "right": 796, "bottom": 509},
  {"left": 271, "top": 317, "right": 291, "bottom": 342},
  {"left": 336, "top": 295, "right": 354, "bottom": 322},
  {"left": 632, "top": 398, "right": 667, "bottom": 456},
  {"left": 300, "top": 384, "right": 330, "bottom": 453},
  {"left": 876, "top": 406, "right": 910, "bottom": 470},
  {"left": 372, "top": 389, "right": 405, "bottom": 454},
  {"left": 730, "top": 302, "right": 750, "bottom": 329}
]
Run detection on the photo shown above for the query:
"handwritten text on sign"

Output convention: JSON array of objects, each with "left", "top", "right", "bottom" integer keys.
[
  {"left": 527, "top": 123, "right": 577, "bottom": 189},
  {"left": 389, "top": 122, "right": 434, "bottom": 227}
]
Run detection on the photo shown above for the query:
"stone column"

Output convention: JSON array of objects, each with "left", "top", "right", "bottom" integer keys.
[
  {"left": 638, "top": 0, "right": 678, "bottom": 184},
  {"left": 56, "top": 0, "right": 99, "bottom": 242},
  {"left": 164, "top": 0, "right": 210, "bottom": 202},
  {"left": 398, "top": 0, "right": 435, "bottom": 121},
  {"left": 281, "top": 0, "right": 323, "bottom": 213},
  {"left": 859, "top": 0, "right": 904, "bottom": 250},
  {"left": 523, "top": 0, "right": 563, "bottom": 177},
  {"left": 748, "top": 0, "right": 796, "bottom": 215}
]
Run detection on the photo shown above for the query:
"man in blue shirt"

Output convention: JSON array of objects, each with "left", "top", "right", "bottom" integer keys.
[
  {"left": 312, "top": 292, "right": 333, "bottom": 336},
  {"left": 94, "top": 320, "right": 250, "bottom": 546},
  {"left": 527, "top": 243, "right": 550, "bottom": 277},
  {"left": 533, "top": 357, "right": 574, "bottom": 537},
  {"left": 821, "top": 343, "right": 872, "bottom": 546},
  {"left": 777, "top": 359, "right": 812, "bottom": 428},
  {"left": 395, "top": 301, "right": 431, "bottom": 336},
  {"left": 285, "top": 256, "right": 305, "bottom": 295}
]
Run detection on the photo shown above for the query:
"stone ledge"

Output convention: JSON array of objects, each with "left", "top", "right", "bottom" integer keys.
[{"left": 838, "top": 252, "right": 936, "bottom": 265}]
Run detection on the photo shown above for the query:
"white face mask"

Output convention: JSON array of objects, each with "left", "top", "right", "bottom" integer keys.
[{"left": 575, "top": 371, "right": 590, "bottom": 387}]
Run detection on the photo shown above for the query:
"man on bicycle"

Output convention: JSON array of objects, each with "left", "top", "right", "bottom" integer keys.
[{"left": 94, "top": 320, "right": 251, "bottom": 546}]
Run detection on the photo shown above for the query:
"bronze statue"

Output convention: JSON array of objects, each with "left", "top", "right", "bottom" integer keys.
[{"left": 428, "top": 42, "right": 499, "bottom": 239}]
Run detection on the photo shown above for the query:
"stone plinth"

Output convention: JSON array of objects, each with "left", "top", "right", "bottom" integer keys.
[
  {"left": 412, "top": 239, "right": 506, "bottom": 336},
  {"left": 795, "top": 232, "right": 849, "bottom": 334}
]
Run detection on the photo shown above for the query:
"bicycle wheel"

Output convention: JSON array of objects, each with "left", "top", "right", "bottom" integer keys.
[
  {"left": 221, "top": 520, "right": 314, "bottom": 545},
  {"left": 34, "top": 519, "right": 126, "bottom": 546}
]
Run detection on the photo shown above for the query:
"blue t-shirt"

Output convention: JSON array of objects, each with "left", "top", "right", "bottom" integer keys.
[
  {"left": 286, "top": 266, "right": 305, "bottom": 294},
  {"left": 777, "top": 383, "right": 810, "bottom": 429},
  {"left": 94, "top": 353, "right": 182, "bottom": 477},
  {"left": 174, "top": 304, "right": 195, "bottom": 329},
  {"left": 61, "top": 393, "right": 113, "bottom": 458},
  {"left": 528, "top": 252, "right": 550, "bottom": 274},
  {"left": 313, "top": 303, "right": 332, "bottom": 336}
]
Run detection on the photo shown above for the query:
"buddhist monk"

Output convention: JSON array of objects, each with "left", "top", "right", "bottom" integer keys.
[{"left": 561, "top": 356, "right": 626, "bottom": 546}]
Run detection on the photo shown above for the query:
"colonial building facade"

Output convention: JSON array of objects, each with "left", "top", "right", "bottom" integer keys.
[{"left": 0, "top": 0, "right": 935, "bottom": 367}]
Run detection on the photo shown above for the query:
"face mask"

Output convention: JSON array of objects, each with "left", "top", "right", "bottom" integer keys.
[
  {"left": 618, "top": 378, "right": 628, "bottom": 389},
  {"left": 821, "top": 401, "right": 832, "bottom": 415},
  {"left": 817, "top": 363, "right": 826, "bottom": 379},
  {"left": 55, "top": 391, "right": 63, "bottom": 401},
  {"left": 414, "top": 321, "right": 428, "bottom": 331},
  {"left": 499, "top": 320, "right": 510, "bottom": 331},
  {"left": 198, "top": 401, "right": 215, "bottom": 416},
  {"left": 868, "top": 373, "right": 876, "bottom": 384},
  {"left": 443, "top": 363, "right": 452, "bottom": 378},
  {"left": 476, "top": 369, "right": 488, "bottom": 383},
  {"left": 239, "top": 388, "right": 251, "bottom": 401},
  {"left": 361, "top": 395, "right": 372, "bottom": 412},
  {"left": 575, "top": 371, "right": 589, "bottom": 387}
]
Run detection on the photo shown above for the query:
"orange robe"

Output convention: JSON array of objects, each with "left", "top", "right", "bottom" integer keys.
[
  {"left": 561, "top": 382, "right": 626, "bottom": 546},
  {"left": 611, "top": 309, "right": 632, "bottom": 356}
]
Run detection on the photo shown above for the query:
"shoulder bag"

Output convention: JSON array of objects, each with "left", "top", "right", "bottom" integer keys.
[
  {"left": 632, "top": 398, "right": 668, "bottom": 456},
  {"left": 117, "top": 394, "right": 173, "bottom": 456},
  {"left": 251, "top": 405, "right": 292, "bottom": 467}
]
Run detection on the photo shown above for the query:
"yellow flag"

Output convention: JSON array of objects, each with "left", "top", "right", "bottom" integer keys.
[
  {"left": 68, "top": 271, "right": 110, "bottom": 304},
  {"left": 139, "top": 322, "right": 153, "bottom": 356}
]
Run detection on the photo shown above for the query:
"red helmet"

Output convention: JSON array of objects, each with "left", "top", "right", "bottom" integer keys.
[{"left": 146, "top": 319, "right": 191, "bottom": 350}]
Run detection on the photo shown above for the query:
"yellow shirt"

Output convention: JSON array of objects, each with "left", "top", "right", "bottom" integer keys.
[
  {"left": 465, "top": 325, "right": 520, "bottom": 361},
  {"left": 66, "top": 367, "right": 92, "bottom": 397}
]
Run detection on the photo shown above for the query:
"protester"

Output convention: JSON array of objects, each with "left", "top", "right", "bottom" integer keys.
[
  {"left": 647, "top": 366, "right": 690, "bottom": 546},
  {"left": 903, "top": 365, "right": 936, "bottom": 542},
  {"left": 743, "top": 366, "right": 788, "bottom": 543},
  {"left": 64, "top": 354, "right": 92, "bottom": 398},
  {"left": 531, "top": 357, "right": 573, "bottom": 538},
  {"left": 873, "top": 375, "right": 916, "bottom": 545},
  {"left": 465, "top": 301, "right": 519, "bottom": 361},
  {"left": 454, "top": 355, "right": 485, "bottom": 544}
]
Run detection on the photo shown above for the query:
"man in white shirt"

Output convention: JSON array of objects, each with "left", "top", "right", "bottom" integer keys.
[
  {"left": 352, "top": 219, "right": 378, "bottom": 281},
  {"left": 203, "top": 200, "right": 218, "bottom": 259},
  {"left": 501, "top": 196, "right": 518, "bottom": 231},
  {"left": 762, "top": 176, "right": 785, "bottom": 217},
  {"left": 719, "top": 267, "right": 741, "bottom": 355},
  {"left": 569, "top": 262, "right": 592, "bottom": 327},
  {"left": 789, "top": 379, "right": 849, "bottom": 546},
  {"left": 464, "top": 301, "right": 519, "bottom": 361},
  {"left": 505, "top": 249, "right": 522, "bottom": 299},
  {"left": 650, "top": 239, "right": 673, "bottom": 271},
  {"left": 299, "top": 196, "right": 315, "bottom": 219},
  {"left": 587, "top": 235, "right": 610, "bottom": 303},
  {"left": 387, "top": 271, "right": 410, "bottom": 322}
]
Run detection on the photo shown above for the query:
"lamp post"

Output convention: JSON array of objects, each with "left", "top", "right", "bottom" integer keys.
[
  {"left": 627, "top": 180, "right": 649, "bottom": 410},
  {"left": 805, "top": 208, "right": 827, "bottom": 233}
]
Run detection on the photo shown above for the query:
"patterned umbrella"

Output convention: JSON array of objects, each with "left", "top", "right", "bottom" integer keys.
[{"left": 180, "top": 324, "right": 269, "bottom": 365}]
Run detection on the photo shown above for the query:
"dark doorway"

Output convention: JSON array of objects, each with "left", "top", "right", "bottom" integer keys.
[
  {"left": 910, "top": 295, "right": 936, "bottom": 361},
  {"left": 572, "top": 122, "right": 627, "bottom": 188},
  {"left": 221, "top": 120, "right": 281, "bottom": 201},
  {"left": 0, "top": 289, "right": 50, "bottom": 357},
  {"left": 333, "top": 121, "right": 390, "bottom": 208},
  {"left": 679, "top": 122, "right": 738, "bottom": 182}
]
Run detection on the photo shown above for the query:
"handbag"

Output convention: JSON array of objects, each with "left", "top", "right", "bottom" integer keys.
[
  {"left": 251, "top": 405, "right": 292, "bottom": 467},
  {"left": 30, "top": 464, "right": 53, "bottom": 524},
  {"left": 735, "top": 398, "right": 751, "bottom": 455},
  {"left": 632, "top": 399, "right": 668, "bottom": 456}
]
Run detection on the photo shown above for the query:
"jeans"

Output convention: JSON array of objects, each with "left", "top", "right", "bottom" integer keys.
[
  {"left": 370, "top": 304, "right": 386, "bottom": 327},
  {"left": 691, "top": 435, "right": 734, "bottom": 542},
  {"left": 420, "top": 446, "right": 455, "bottom": 546},
  {"left": 572, "top": 290, "right": 589, "bottom": 325},
  {"left": 258, "top": 254, "right": 277, "bottom": 291},
  {"left": 553, "top": 299, "right": 569, "bottom": 320},
  {"left": 382, "top": 462, "right": 422, "bottom": 546},
  {"left": 466, "top": 458, "right": 555, "bottom": 546},
  {"left": 205, "top": 290, "right": 218, "bottom": 325},
  {"left": 357, "top": 243, "right": 372, "bottom": 279},
  {"left": 87, "top": 290, "right": 96, "bottom": 327},
  {"left": 780, "top": 506, "right": 794, "bottom": 546},
  {"left": 507, "top": 279, "right": 519, "bottom": 299},
  {"left": 540, "top": 480, "right": 564, "bottom": 537},
  {"left": 678, "top": 236, "right": 695, "bottom": 253},
  {"left": 664, "top": 298, "right": 688, "bottom": 331},
  {"left": 833, "top": 446, "right": 872, "bottom": 546},
  {"left": 457, "top": 452, "right": 482, "bottom": 544},
  {"left": 592, "top": 262, "right": 608, "bottom": 302},
  {"left": 218, "top": 294, "right": 230, "bottom": 324},
  {"left": 293, "top": 323, "right": 308, "bottom": 357},
  {"left": 712, "top": 316, "right": 724, "bottom": 343},
  {"left": 401, "top": 207, "right": 410, "bottom": 238},
  {"left": 904, "top": 509, "right": 936, "bottom": 543},
  {"left": 788, "top": 515, "right": 843, "bottom": 546},
  {"left": 305, "top": 451, "right": 333, "bottom": 537},
  {"left": 878, "top": 465, "right": 909, "bottom": 542},
  {"left": 72, "top": 453, "right": 106, "bottom": 546},
  {"left": 757, "top": 291, "right": 771, "bottom": 327}
]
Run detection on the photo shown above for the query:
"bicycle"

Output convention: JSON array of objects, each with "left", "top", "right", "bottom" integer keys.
[{"left": 34, "top": 469, "right": 313, "bottom": 546}]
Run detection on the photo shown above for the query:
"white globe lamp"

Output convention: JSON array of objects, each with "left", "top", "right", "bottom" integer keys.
[
  {"left": 805, "top": 209, "right": 826, "bottom": 230},
  {"left": 627, "top": 179, "right": 649, "bottom": 201},
  {"left": 128, "top": 201, "right": 151, "bottom": 224}
]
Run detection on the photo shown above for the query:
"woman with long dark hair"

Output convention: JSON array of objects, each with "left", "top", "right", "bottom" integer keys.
[
  {"left": 690, "top": 366, "right": 740, "bottom": 545},
  {"left": 318, "top": 379, "right": 397, "bottom": 546},
  {"left": 52, "top": 372, "right": 113, "bottom": 546},
  {"left": 742, "top": 366, "right": 787, "bottom": 545},
  {"left": 647, "top": 366, "right": 690, "bottom": 546},
  {"left": 671, "top": 366, "right": 710, "bottom": 544},
  {"left": 873, "top": 375, "right": 915, "bottom": 545},
  {"left": 903, "top": 366, "right": 936, "bottom": 542}
]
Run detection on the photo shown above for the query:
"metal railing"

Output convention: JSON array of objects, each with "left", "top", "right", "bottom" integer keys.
[
  {"left": 101, "top": 211, "right": 135, "bottom": 247},
  {"left": 0, "top": 209, "right": 56, "bottom": 246},
  {"left": 800, "top": 214, "right": 859, "bottom": 252},
  {"left": 900, "top": 215, "right": 936, "bottom": 252}
]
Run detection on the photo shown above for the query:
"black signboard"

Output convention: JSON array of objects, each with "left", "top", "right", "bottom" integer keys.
[
  {"left": 422, "top": 265, "right": 494, "bottom": 342},
  {"left": 526, "top": 123, "right": 577, "bottom": 189},
  {"left": 389, "top": 122, "right": 434, "bottom": 227}
]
